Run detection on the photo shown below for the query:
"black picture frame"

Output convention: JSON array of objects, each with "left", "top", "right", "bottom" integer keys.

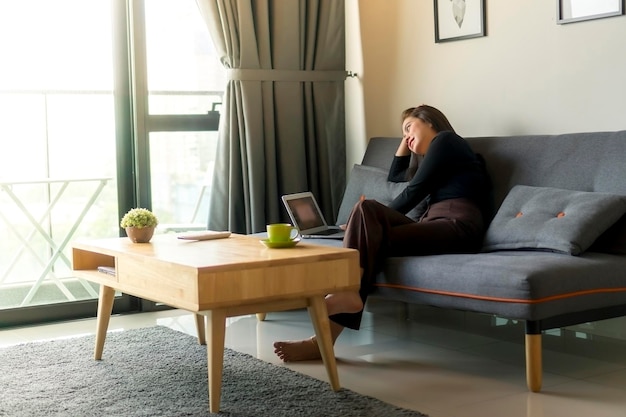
[
  {"left": 557, "top": 0, "right": 624, "bottom": 24},
  {"left": 434, "top": 0, "right": 486, "bottom": 43}
]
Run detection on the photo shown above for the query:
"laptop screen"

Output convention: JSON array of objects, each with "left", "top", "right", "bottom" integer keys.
[{"left": 283, "top": 194, "right": 326, "bottom": 231}]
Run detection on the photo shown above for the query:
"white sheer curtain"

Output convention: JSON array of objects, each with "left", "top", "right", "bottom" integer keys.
[{"left": 196, "top": 0, "right": 347, "bottom": 234}]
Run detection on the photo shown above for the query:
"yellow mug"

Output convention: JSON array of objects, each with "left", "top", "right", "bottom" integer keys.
[{"left": 266, "top": 223, "right": 300, "bottom": 243}]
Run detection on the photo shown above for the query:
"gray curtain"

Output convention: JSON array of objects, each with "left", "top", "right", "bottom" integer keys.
[{"left": 196, "top": 0, "right": 347, "bottom": 234}]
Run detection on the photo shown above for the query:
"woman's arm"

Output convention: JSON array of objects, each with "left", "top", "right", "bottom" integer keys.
[
  {"left": 388, "top": 155, "right": 411, "bottom": 182},
  {"left": 388, "top": 137, "right": 413, "bottom": 182},
  {"left": 388, "top": 133, "right": 451, "bottom": 213},
  {"left": 395, "top": 136, "right": 411, "bottom": 157}
]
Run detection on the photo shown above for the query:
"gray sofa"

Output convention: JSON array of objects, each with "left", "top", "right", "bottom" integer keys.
[{"left": 303, "top": 130, "right": 626, "bottom": 392}]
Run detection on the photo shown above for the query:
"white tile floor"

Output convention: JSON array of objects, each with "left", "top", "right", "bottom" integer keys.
[{"left": 2, "top": 300, "right": 626, "bottom": 417}]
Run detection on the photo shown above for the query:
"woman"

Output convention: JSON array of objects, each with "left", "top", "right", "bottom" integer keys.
[{"left": 274, "top": 104, "right": 492, "bottom": 361}]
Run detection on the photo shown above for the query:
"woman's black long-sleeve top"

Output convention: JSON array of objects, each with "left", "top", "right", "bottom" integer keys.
[{"left": 387, "top": 131, "right": 491, "bottom": 216}]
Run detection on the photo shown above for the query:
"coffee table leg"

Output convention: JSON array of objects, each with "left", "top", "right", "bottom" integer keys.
[
  {"left": 94, "top": 285, "right": 115, "bottom": 360},
  {"left": 308, "top": 296, "right": 341, "bottom": 391},
  {"left": 205, "top": 309, "right": 227, "bottom": 413}
]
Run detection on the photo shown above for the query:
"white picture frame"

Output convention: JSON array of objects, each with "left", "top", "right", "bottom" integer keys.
[
  {"left": 434, "top": 0, "right": 486, "bottom": 43},
  {"left": 558, "top": 0, "right": 624, "bottom": 24}
]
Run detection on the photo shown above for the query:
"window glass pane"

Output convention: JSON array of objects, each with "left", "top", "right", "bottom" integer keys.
[
  {"left": 0, "top": 0, "right": 113, "bottom": 91},
  {"left": 144, "top": 0, "right": 225, "bottom": 114},
  {"left": 46, "top": 94, "right": 116, "bottom": 178},
  {"left": 149, "top": 132, "right": 218, "bottom": 228},
  {"left": 0, "top": 1, "right": 118, "bottom": 310},
  {"left": 0, "top": 94, "right": 48, "bottom": 178}
]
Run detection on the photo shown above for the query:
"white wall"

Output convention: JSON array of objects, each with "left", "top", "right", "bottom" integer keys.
[{"left": 346, "top": 0, "right": 626, "bottom": 167}]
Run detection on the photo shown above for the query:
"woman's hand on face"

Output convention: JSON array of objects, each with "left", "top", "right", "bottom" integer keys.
[{"left": 395, "top": 135, "right": 411, "bottom": 156}]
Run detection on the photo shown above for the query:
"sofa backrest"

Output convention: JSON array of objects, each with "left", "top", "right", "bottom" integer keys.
[{"left": 364, "top": 131, "right": 626, "bottom": 209}]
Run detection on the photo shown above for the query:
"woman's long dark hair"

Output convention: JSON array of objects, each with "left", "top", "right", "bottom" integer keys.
[{"left": 401, "top": 105, "right": 455, "bottom": 133}]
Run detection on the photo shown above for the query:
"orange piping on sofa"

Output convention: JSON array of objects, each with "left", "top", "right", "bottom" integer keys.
[{"left": 374, "top": 284, "right": 626, "bottom": 304}]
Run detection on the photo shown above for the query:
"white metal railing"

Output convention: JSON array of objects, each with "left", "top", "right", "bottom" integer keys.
[{"left": 0, "top": 177, "right": 110, "bottom": 306}]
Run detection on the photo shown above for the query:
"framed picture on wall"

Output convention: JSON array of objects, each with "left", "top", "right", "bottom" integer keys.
[
  {"left": 434, "top": 0, "right": 486, "bottom": 43},
  {"left": 557, "top": 0, "right": 624, "bottom": 24}
]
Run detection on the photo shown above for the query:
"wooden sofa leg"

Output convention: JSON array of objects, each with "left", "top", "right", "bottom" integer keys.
[
  {"left": 525, "top": 333, "right": 543, "bottom": 392},
  {"left": 256, "top": 313, "right": 267, "bottom": 321}
]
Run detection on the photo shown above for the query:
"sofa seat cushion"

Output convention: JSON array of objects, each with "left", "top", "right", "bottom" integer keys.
[
  {"left": 373, "top": 251, "right": 626, "bottom": 321},
  {"left": 482, "top": 185, "right": 626, "bottom": 255}
]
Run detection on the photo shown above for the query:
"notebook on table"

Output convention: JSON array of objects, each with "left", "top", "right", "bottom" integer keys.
[{"left": 281, "top": 192, "right": 345, "bottom": 239}]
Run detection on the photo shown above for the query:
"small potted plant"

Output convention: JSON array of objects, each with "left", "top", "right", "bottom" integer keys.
[{"left": 120, "top": 207, "right": 158, "bottom": 243}]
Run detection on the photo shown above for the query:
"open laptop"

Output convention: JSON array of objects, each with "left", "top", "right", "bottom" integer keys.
[{"left": 281, "top": 192, "right": 345, "bottom": 239}]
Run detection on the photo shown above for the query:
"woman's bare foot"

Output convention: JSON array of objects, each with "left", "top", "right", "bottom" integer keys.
[
  {"left": 273, "top": 337, "right": 321, "bottom": 362},
  {"left": 273, "top": 294, "right": 360, "bottom": 362},
  {"left": 274, "top": 321, "right": 345, "bottom": 362}
]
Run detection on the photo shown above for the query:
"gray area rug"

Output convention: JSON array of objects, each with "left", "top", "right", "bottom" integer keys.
[{"left": 0, "top": 326, "right": 428, "bottom": 417}]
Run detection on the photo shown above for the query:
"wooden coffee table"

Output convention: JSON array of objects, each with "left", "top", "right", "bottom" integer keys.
[{"left": 72, "top": 233, "right": 359, "bottom": 413}]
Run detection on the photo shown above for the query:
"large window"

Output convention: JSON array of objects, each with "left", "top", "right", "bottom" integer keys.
[
  {"left": 0, "top": 0, "right": 224, "bottom": 325},
  {"left": 141, "top": 0, "right": 224, "bottom": 228}
]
